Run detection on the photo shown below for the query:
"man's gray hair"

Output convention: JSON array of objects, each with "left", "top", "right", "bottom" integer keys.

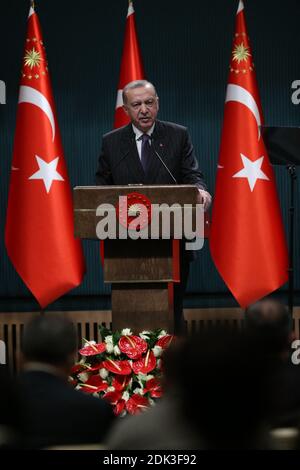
[{"left": 122, "top": 80, "right": 157, "bottom": 105}]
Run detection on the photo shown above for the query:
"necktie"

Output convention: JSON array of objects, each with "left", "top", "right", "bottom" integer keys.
[{"left": 140, "top": 134, "right": 151, "bottom": 174}]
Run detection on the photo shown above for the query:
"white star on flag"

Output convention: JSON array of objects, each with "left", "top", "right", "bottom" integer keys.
[
  {"left": 29, "top": 155, "right": 64, "bottom": 193},
  {"left": 233, "top": 153, "right": 269, "bottom": 191}
]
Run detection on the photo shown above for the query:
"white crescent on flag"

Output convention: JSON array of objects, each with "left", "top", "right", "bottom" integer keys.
[
  {"left": 115, "top": 89, "right": 123, "bottom": 110},
  {"left": 127, "top": 2, "right": 134, "bottom": 17},
  {"left": 237, "top": 0, "right": 244, "bottom": 14},
  {"left": 225, "top": 84, "right": 261, "bottom": 140},
  {"left": 18, "top": 85, "right": 56, "bottom": 142},
  {"left": 28, "top": 6, "right": 35, "bottom": 18}
]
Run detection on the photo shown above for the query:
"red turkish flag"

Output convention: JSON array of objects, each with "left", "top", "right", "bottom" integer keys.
[
  {"left": 5, "top": 6, "right": 85, "bottom": 308},
  {"left": 209, "top": 0, "right": 288, "bottom": 307},
  {"left": 113, "top": 0, "right": 145, "bottom": 129}
]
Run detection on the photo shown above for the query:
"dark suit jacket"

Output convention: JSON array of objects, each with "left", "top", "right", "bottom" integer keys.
[
  {"left": 95, "top": 120, "right": 207, "bottom": 188},
  {"left": 18, "top": 370, "right": 114, "bottom": 449},
  {"left": 268, "top": 362, "right": 300, "bottom": 428}
]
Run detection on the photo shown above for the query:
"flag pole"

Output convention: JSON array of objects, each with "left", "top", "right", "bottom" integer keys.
[
  {"left": 287, "top": 164, "right": 296, "bottom": 317},
  {"left": 30, "top": 0, "right": 35, "bottom": 9}
]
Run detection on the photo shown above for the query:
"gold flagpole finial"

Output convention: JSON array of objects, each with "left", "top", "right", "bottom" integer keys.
[{"left": 30, "top": 0, "right": 35, "bottom": 9}]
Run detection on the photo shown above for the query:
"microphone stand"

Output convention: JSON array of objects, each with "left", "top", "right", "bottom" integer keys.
[
  {"left": 150, "top": 138, "right": 178, "bottom": 184},
  {"left": 261, "top": 125, "right": 300, "bottom": 321}
]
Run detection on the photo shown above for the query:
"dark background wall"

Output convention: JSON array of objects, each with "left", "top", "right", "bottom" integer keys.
[{"left": 1, "top": 0, "right": 300, "bottom": 312}]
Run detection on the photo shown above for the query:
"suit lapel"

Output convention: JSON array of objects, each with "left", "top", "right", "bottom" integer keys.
[
  {"left": 146, "top": 120, "right": 170, "bottom": 183},
  {"left": 120, "top": 124, "right": 146, "bottom": 183}
]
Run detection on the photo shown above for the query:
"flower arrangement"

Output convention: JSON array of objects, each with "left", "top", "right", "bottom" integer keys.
[{"left": 70, "top": 326, "right": 174, "bottom": 417}]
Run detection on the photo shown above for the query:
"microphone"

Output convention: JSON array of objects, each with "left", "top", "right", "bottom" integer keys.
[{"left": 150, "top": 136, "right": 178, "bottom": 184}]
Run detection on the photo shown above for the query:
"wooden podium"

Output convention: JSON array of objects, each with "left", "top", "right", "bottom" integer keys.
[{"left": 73, "top": 185, "right": 202, "bottom": 333}]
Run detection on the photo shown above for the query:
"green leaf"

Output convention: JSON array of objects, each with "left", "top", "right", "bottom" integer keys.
[
  {"left": 99, "top": 324, "right": 112, "bottom": 341},
  {"left": 113, "top": 331, "right": 121, "bottom": 344}
]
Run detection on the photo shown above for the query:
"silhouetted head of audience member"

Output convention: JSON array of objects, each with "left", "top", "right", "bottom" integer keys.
[
  {"left": 0, "top": 366, "right": 23, "bottom": 448},
  {"left": 21, "top": 315, "right": 78, "bottom": 377},
  {"left": 245, "top": 298, "right": 292, "bottom": 359},
  {"left": 173, "top": 326, "right": 271, "bottom": 449}
]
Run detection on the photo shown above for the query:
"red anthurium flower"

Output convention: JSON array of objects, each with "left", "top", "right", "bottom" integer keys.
[
  {"left": 69, "top": 377, "right": 77, "bottom": 387},
  {"left": 118, "top": 335, "right": 148, "bottom": 359},
  {"left": 126, "top": 394, "right": 149, "bottom": 415},
  {"left": 156, "top": 335, "right": 174, "bottom": 349},
  {"left": 143, "top": 378, "right": 163, "bottom": 398},
  {"left": 102, "top": 359, "right": 132, "bottom": 375},
  {"left": 132, "top": 351, "right": 156, "bottom": 374},
  {"left": 70, "top": 364, "right": 84, "bottom": 375},
  {"left": 79, "top": 342, "right": 106, "bottom": 356},
  {"left": 112, "top": 375, "right": 131, "bottom": 391},
  {"left": 86, "top": 375, "right": 108, "bottom": 388},
  {"left": 83, "top": 362, "right": 103, "bottom": 372},
  {"left": 114, "top": 399, "right": 126, "bottom": 416},
  {"left": 79, "top": 375, "right": 108, "bottom": 394},
  {"left": 103, "top": 390, "right": 122, "bottom": 405},
  {"left": 150, "top": 389, "right": 162, "bottom": 398}
]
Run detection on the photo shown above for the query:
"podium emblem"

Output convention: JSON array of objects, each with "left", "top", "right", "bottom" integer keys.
[{"left": 117, "top": 192, "right": 152, "bottom": 230}]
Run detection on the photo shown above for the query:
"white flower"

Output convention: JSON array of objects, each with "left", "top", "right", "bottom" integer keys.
[
  {"left": 133, "top": 388, "right": 144, "bottom": 395},
  {"left": 146, "top": 375, "right": 154, "bottom": 381},
  {"left": 121, "top": 328, "right": 133, "bottom": 336},
  {"left": 107, "top": 386, "right": 115, "bottom": 392},
  {"left": 99, "top": 368, "right": 109, "bottom": 379},
  {"left": 158, "top": 330, "right": 167, "bottom": 339},
  {"left": 75, "top": 385, "right": 82, "bottom": 391},
  {"left": 149, "top": 398, "right": 156, "bottom": 407},
  {"left": 139, "top": 330, "right": 151, "bottom": 340},
  {"left": 104, "top": 335, "right": 113, "bottom": 344},
  {"left": 79, "top": 357, "right": 86, "bottom": 365},
  {"left": 152, "top": 345, "right": 163, "bottom": 358},
  {"left": 120, "top": 410, "right": 127, "bottom": 418},
  {"left": 93, "top": 392, "right": 99, "bottom": 398},
  {"left": 78, "top": 372, "right": 89, "bottom": 383},
  {"left": 137, "top": 373, "right": 148, "bottom": 382},
  {"left": 122, "top": 391, "right": 130, "bottom": 401},
  {"left": 127, "top": 378, "right": 133, "bottom": 390},
  {"left": 106, "top": 342, "right": 114, "bottom": 353},
  {"left": 113, "top": 345, "right": 121, "bottom": 356}
]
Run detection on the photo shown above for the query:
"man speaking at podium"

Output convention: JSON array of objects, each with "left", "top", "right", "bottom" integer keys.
[{"left": 96, "top": 80, "right": 211, "bottom": 333}]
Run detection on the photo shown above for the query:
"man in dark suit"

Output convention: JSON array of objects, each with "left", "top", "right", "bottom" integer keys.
[
  {"left": 18, "top": 315, "right": 114, "bottom": 449},
  {"left": 96, "top": 80, "right": 211, "bottom": 333}
]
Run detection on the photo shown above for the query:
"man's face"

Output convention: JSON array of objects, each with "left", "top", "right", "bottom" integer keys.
[{"left": 123, "top": 85, "right": 159, "bottom": 133}]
